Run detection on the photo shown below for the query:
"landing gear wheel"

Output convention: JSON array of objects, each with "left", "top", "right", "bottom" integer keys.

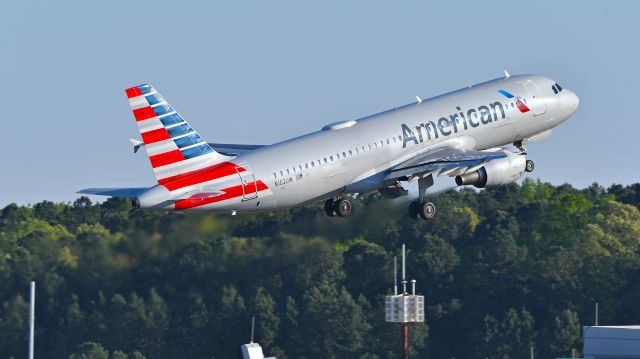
[
  {"left": 525, "top": 160, "right": 535, "bottom": 173},
  {"left": 419, "top": 202, "right": 436, "bottom": 220},
  {"left": 335, "top": 199, "right": 352, "bottom": 217},
  {"left": 408, "top": 201, "right": 420, "bottom": 220},
  {"left": 324, "top": 199, "right": 336, "bottom": 217}
]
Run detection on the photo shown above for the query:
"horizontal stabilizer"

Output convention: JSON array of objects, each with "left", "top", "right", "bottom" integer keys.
[
  {"left": 129, "top": 138, "right": 144, "bottom": 153},
  {"left": 78, "top": 188, "right": 148, "bottom": 197}
]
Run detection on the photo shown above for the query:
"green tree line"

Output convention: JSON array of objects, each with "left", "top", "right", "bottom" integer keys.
[{"left": 1, "top": 180, "right": 640, "bottom": 358}]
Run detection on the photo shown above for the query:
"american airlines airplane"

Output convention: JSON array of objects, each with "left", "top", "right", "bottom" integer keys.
[{"left": 79, "top": 73, "right": 579, "bottom": 220}]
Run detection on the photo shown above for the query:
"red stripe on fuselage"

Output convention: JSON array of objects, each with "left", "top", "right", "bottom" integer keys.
[
  {"left": 516, "top": 98, "right": 530, "bottom": 113},
  {"left": 159, "top": 162, "right": 244, "bottom": 190},
  {"left": 133, "top": 106, "right": 156, "bottom": 121},
  {"left": 126, "top": 87, "right": 143, "bottom": 98},
  {"left": 141, "top": 127, "right": 172, "bottom": 144},
  {"left": 174, "top": 180, "right": 268, "bottom": 210},
  {"left": 149, "top": 149, "right": 185, "bottom": 168}
]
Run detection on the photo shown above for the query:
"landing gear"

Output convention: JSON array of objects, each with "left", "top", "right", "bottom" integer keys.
[
  {"left": 514, "top": 140, "right": 527, "bottom": 152},
  {"left": 409, "top": 201, "right": 436, "bottom": 220},
  {"left": 407, "top": 174, "right": 437, "bottom": 220},
  {"left": 324, "top": 197, "right": 352, "bottom": 218},
  {"left": 324, "top": 199, "right": 336, "bottom": 217},
  {"left": 525, "top": 159, "right": 535, "bottom": 173}
]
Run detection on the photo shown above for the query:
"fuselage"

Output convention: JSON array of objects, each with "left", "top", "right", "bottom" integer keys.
[{"left": 138, "top": 74, "right": 579, "bottom": 213}]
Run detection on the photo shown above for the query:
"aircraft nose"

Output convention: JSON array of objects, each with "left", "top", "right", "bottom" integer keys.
[{"left": 564, "top": 89, "right": 579, "bottom": 114}]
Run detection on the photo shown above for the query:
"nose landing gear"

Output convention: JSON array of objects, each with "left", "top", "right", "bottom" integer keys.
[
  {"left": 324, "top": 197, "right": 352, "bottom": 217},
  {"left": 525, "top": 159, "right": 535, "bottom": 173}
]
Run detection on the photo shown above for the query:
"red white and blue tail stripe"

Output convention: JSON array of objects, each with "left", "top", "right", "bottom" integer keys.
[{"left": 125, "top": 84, "right": 228, "bottom": 182}]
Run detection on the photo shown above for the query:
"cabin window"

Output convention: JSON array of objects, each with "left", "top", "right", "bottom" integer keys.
[
  {"left": 311, "top": 162, "right": 315, "bottom": 168},
  {"left": 324, "top": 158, "right": 327, "bottom": 164},
  {"left": 386, "top": 139, "right": 390, "bottom": 145},
  {"left": 272, "top": 172, "right": 276, "bottom": 178},
  {"left": 280, "top": 170, "right": 283, "bottom": 176},
  {"left": 362, "top": 146, "right": 366, "bottom": 152},
  {"left": 286, "top": 169, "right": 290, "bottom": 175},
  {"left": 349, "top": 150, "right": 353, "bottom": 155},
  {"left": 299, "top": 165, "right": 303, "bottom": 171},
  {"left": 368, "top": 144, "right": 372, "bottom": 150},
  {"left": 305, "top": 163, "right": 309, "bottom": 169},
  {"left": 330, "top": 155, "right": 334, "bottom": 161},
  {"left": 342, "top": 151, "right": 346, "bottom": 157},
  {"left": 355, "top": 148, "right": 359, "bottom": 154}
]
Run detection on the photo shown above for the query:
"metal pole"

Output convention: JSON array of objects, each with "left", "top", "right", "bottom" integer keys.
[
  {"left": 595, "top": 302, "right": 599, "bottom": 326},
  {"left": 394, "top": 257, "right": 398, "bottom": 296},
  {"left": 402, "top": 244, "right": 407, "bottom": 294},
  {"left": 250, "top": 316, "right": 255, "bottom": 344},
  {"left": 29, "top": 281, "right": 35, "bottom": 359},
  {"left": 402, "top": 323, "right": 409, "bottom": 359},
  {"left": 530, "top": 346, "right": 534, "bottom": 359}
]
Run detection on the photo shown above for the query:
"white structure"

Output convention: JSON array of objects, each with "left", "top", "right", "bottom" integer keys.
[
  {"left": 583, "top": 326, "right": 640, "bottom": 359},
  {"left": 241, "top": 317, "right": 276, "bottom": 359},
  {"left": 385, "top": 245, "right": 425, "bottom": 324},
  {"left": 240, "top": 343, "right": 275, "bottom": 359}
]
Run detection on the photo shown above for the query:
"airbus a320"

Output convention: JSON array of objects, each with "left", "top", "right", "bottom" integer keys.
[{"left": 80, "top": 73, "right": 579, "bottom": 220}]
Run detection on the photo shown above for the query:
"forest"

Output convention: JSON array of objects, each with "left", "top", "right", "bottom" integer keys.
[{"left": 1, "top": 179, "right": 640, "bottom": 359}]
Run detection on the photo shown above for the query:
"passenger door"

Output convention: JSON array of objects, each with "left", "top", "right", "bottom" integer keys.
[
  {"left": 521, "top": 80, "right": 546, "bottom": 116},
  {"left": 236, "top": 166, "right": 258, "bottom": 200}
]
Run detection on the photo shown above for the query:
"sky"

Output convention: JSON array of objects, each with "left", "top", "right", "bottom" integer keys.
[{"left": 1, "top": 0, "right": 638, "bottom": 206}]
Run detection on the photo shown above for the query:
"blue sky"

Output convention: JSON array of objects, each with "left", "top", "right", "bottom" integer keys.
[{"left": 1, "top": 0, "right": 638, "bottom": 206}]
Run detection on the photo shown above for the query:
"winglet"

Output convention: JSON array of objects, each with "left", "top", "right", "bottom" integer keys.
[
  {"left": 129, "top": 138, "right": 144, "bottom": 153},
  {"left": 504, "top": 69, "right": 511, "bottom": 78}
]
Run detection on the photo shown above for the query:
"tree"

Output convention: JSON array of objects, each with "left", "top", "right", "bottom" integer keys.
[
  {"left": 481, "top": 308, "right": 536, "bottom": 359},
  {"left": 69, "top": 342, "right": 109, "bottom": 359}
]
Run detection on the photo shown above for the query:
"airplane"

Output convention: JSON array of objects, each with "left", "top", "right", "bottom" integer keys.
[{"left": 79, "top": 72, "right": 579, "bottom": 220}]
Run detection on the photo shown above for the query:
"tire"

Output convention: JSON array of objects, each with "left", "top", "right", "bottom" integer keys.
[
  {"left": 324, "top": 199, "right": 336, "bottom": 217},
  {"left": 336, "top": 199, "right": 352, "bottom": 217},
  {"left": 525, "top": 160, "right": 535, "bottom": 173},
  {"left": 419, "top": 202, "right": 436, "bottom": 220},
  {"left": 408, "top": 201, "right": 420, "bottom": 220}
]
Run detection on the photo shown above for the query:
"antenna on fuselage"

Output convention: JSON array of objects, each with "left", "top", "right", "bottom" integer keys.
[{"left": 504, "top": 69, "right": 511, "bottom": 78}]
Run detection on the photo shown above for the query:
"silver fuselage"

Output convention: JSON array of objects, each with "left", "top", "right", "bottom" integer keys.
[{"left": 143, "top": 75, "right": 578, "bottom": 213}]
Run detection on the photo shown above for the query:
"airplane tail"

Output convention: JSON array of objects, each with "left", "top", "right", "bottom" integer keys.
[{"left": 125, "top": 84, "right": 227, "bottom": 183}]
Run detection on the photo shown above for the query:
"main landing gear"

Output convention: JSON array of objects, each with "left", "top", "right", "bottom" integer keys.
[
  {"left": 408, "top": 173, "right": 437, "bottom": 221},
  {"left": 324, "top": 197, "right": 352, "bottom": 217},
  {"left": 408, "top": 200, "right": 436, "bottom": 220}
]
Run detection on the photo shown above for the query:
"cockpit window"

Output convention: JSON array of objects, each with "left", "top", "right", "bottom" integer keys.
[{"left": 552, "top": 83, "right": 563, "bottom": 94}]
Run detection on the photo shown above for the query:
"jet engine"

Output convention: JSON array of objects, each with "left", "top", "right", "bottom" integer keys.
[{"left": 455, "top": 153, "right": 530, "bottom": 189}]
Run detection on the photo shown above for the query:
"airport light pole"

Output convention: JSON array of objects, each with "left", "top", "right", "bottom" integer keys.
[{"left": 29, "top": 281, "right": 35, "bottom": 359}]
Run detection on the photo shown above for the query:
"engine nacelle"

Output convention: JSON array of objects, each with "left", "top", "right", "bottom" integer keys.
[{"left": 455, "top": 153, "right": 526, "bottom": 189}]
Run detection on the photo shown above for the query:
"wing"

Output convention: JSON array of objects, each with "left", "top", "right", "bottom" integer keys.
[
  {"left": 384, "top": 147, "right": 508, "bottom": 181},
  {"left": 206, "top": 143, "right": 265, "bottom": 156},
  {"left": 78, "top": 188, "right": 148, "bottom": 197}
]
